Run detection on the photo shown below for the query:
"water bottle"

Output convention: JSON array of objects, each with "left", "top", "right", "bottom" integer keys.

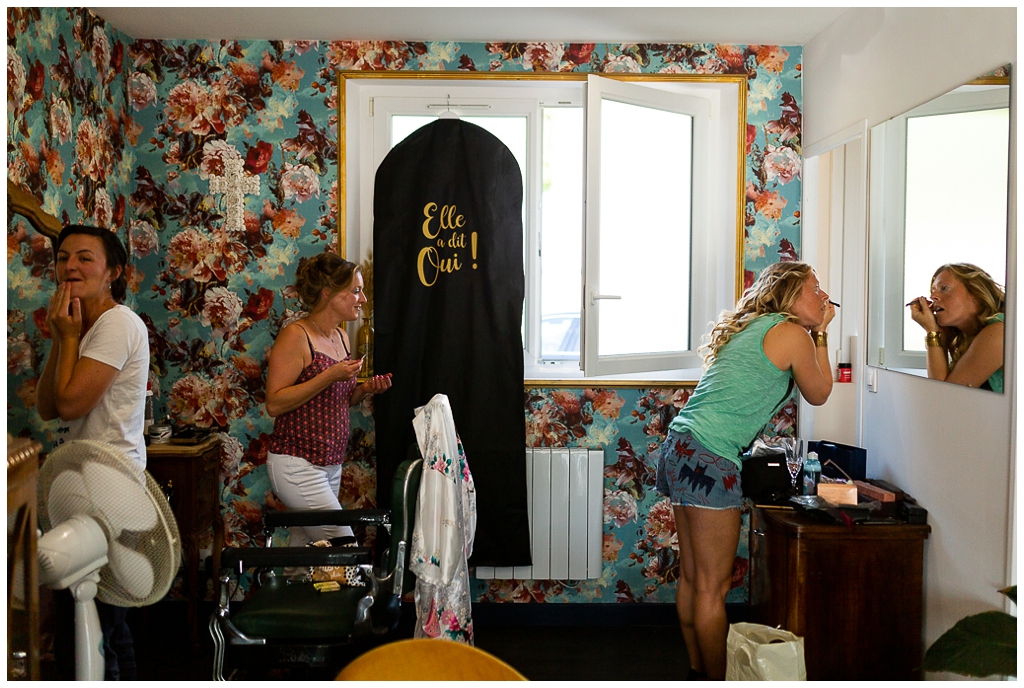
[{"left": 802, "top": 451, "right": 821, "bottom": 496}]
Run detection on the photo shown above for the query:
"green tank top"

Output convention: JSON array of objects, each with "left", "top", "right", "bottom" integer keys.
[
  {"left": 985, "top": 313, "right": 1004, "bottom": 393},
  {"left": 669, "top": 313, "right": 794, "bottom": 468}
]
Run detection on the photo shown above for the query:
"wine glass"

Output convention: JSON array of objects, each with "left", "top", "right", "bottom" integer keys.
[{"left": 786, "top": 438, "right": 805, "bottom": 488}]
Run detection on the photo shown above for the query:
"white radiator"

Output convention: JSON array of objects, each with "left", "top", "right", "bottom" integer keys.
[{"left": 476, "top": 448, "right": 604, "bottom": 581}]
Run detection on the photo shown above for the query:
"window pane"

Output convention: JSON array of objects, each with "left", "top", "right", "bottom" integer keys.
[
  {"left": 540, "top": 108, "right": 584, "bottom": 360},
  {"left": 902, "top": 108, "right": 1008, "bottom": 351},
  {"left": 598, "top": 99, "right": 692, "bottom": 356}
]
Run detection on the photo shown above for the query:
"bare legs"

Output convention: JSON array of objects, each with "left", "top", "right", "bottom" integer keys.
[
  {"left": 673, "top": 505, "right": 741, "bottom": 680},
  {"left": 674, "top": 506, "right": 702, "bottom": 674}
]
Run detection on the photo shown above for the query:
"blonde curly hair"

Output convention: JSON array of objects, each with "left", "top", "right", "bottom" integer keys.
[
  {"left": 932, "top": 263, "right": 1005, "bottom": 369},
  {"left": 700, "top": 261, "right": 815, "bottom": 365}
]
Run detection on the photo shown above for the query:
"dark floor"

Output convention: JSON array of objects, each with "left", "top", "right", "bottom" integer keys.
[
  {"left": 42, "top": 598, "right": 697, "bottom": 681},
  {"left": 476, "top": 624, "right": 691, "bottom": 681}
]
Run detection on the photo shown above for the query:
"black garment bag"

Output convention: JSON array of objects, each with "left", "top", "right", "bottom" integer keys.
[{"left": 372, "top": 119, "right": 531, "bottom": 566}]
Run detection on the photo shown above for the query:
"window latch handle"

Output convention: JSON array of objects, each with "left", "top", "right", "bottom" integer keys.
[{"left": 590, "top": 291, "right": 622, "bottom": 305}]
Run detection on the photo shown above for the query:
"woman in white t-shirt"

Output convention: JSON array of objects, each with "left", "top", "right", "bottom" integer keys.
[
  {"left": 37, "top": 224, "right": 149, "bottom": 681},
  {"left": 38, "top": 225, "right": 149, "bottom": 469}
]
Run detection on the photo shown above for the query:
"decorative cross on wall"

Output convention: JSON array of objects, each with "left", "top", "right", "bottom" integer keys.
[{"left": 209, "top": 156, "right": 260, "bottom": 233}]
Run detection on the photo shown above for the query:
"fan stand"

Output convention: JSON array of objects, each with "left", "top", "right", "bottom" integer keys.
[
  {"left": 37, "top": 440, "right": 183, "bottom": 681},
  {"left": 69, "top": 570, "right": 104, "bottom": 681}
]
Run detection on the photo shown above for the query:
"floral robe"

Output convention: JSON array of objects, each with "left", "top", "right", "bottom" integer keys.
[{"left": 410, "top": 394, "right": 477, "bottom": 644}]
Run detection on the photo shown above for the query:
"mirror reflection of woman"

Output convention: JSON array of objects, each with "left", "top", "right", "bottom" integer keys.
[{"left": 908, "top": 263, "right": 1005, "bottom": 392}]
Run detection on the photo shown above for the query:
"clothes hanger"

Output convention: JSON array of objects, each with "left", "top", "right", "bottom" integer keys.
[
  {"left": 428, "top": 94, "right": 491, "bottom": 119},
  {"left": 438, "top": 94, "right": 460, "bottom": 120}
]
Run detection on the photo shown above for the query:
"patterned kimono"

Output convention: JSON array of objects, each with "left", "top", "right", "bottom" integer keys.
[{"left": 410, "top": 394, "right": 477, "bottom": 644}]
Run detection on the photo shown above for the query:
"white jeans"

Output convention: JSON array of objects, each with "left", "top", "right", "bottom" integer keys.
[{"left": 266, "top": 452, "right": 354, "bottom": 547}]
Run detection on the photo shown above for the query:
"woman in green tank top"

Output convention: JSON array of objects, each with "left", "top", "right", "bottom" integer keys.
[
  {"left": 908, "top": 263, "right": 1005, "bottom": 392},
  {"left": 656, "top": 261, "right": 835, "bottom": 679}
]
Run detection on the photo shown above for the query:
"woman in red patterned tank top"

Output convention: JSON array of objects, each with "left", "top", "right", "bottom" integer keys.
[{"left": 265, "top": 253, "right": 392, "bottom": 548}]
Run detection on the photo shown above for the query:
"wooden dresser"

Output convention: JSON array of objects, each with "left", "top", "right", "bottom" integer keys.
[
  {"left": 145, "top": 435, "right": 224, "bottom": 644},
  {"left": 7, "top": 437, "right": 42, "bottom": 681},
  {"left": 749, "top": 506, "right": 931, "bottom": 680}
]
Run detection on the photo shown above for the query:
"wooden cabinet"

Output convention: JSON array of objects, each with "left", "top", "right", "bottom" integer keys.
[
  {"left": 145, "top": 436, "right": 224, "bottom": 645},
  {"left": 7, "top": 437, "right": 42, "bottom": 680},
  {"left": 750, "top": 507, "right": 931, "bottom": 680}
]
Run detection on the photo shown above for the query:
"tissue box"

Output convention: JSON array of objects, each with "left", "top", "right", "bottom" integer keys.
[{"left": 818, "top": 482, "right": 858, "bottom": 505}]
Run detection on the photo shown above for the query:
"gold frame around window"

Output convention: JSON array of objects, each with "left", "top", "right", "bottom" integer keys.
[{"left": 336, "top": 70, "right": 748, "bottom": 299}]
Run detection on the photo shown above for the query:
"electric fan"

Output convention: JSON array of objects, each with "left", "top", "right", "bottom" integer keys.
[{"left": 37, "top": 440, "right": 181, "bottom": 680}]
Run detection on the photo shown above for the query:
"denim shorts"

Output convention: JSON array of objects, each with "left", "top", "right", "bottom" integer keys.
[{"left": 656, "top": 429, "right": 744, "bottom": 510}]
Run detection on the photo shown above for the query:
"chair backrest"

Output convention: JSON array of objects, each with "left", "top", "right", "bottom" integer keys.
[
  {"left": 335, "top": 638, "right": 527, "bottom": 681},
  {"left": 388, "top": 456, "right": 422, "bottom": 596}
]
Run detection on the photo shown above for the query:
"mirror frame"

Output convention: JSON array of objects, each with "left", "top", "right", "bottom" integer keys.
[{"left": 7, "top": 180, "right": 61, "bottom": 242}]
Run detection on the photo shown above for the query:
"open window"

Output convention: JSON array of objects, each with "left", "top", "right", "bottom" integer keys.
[{"left": 340, "top": 72, "right": 744, "bottom": 380}]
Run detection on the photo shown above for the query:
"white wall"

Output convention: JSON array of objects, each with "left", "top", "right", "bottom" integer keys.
[{"left": 803, "top": 6, "right": 1017, "bottom": 677}]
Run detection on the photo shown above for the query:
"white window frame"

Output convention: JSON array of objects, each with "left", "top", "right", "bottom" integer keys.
[
  {"left": 339, "top": 73, "right": 745, "bottom": 382},
  {"left": 869, "top": 85, "right": 1010, "bottom": 371},
  {"left": 583, "top": 75, "right": 711, "bottom": 376}
]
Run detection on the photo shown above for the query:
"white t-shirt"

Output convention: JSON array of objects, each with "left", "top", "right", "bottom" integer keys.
[{"left": 54, "top": 305, "right": 150, "bottom": 470}]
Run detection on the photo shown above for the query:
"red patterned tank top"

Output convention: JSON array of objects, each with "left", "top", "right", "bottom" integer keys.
[{"left": 269, "top": 326, "right": 357, "bottom": 467}]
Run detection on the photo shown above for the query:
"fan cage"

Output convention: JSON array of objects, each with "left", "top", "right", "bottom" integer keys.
[{"left": 38, "top": 440, "right": 182, "bottom": 607}]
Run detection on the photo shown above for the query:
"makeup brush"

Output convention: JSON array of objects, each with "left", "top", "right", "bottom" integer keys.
[{"left": 829, "top": 301, "right": 840, "bottom": 308}]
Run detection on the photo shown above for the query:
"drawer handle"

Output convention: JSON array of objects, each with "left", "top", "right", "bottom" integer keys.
[{"left": 752, "top": 528, "right": 765, "bottom": 537}]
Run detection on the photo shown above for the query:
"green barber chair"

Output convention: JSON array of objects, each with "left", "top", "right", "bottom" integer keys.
[{"left": 209, "top": 457, "right": 422, "bottom": 680}]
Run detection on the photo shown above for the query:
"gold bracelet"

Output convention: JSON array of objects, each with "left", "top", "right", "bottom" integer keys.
[
  {"left": 925, "top": 331, "right": 944, "bottom": 348},
  {"left": 813, "top": 331, "right": 828, "bottom": 348}
]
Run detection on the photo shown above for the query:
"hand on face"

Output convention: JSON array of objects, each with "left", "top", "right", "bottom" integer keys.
[
  {"left": 818, "top": 293, "right": 836, "bottom": 332},
  {"left": 908, "top": 296, "right": 939, "bottom": 331},
  {"left": 47, "top": 282, "right": 82, "bottom": 341},
  {"left": 793, "top": 274, "right": 833, "bottom": 331}
]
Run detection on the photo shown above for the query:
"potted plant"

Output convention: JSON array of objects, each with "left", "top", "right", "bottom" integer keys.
[{"left": 922, "top": 586, "right": 1016, "bottom": 678}]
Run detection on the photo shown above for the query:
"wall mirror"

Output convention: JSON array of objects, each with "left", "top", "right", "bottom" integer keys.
[{"left": 867, "top": 67, "right": 1010, "bottom": 392}]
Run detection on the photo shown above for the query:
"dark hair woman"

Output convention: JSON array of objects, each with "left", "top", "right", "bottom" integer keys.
[
  {"left": 37, "top": 224, "right": 147, "bottom": 466},
  {"left": 37, "top": 224, "right": 149, "bottom": 681}
]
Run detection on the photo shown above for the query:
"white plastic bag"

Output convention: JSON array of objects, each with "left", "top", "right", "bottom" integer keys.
[{"left": 726, "top": 622, "right": 806, "bottom": 681}]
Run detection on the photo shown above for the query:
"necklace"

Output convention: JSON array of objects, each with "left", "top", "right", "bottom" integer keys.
[{"left": 308, "top": 316, "right": 341, "bottom": 359}]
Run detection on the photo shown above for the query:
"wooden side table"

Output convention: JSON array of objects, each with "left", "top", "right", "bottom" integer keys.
[
  {"left": 750, "top": 506, "right": 931, "bottom": 680},
  {"left": 7, "top": 437, "right": 42, "bottom": 680},
  {"left": 145, "top": 435, "right": 224, "bottom": 645}
]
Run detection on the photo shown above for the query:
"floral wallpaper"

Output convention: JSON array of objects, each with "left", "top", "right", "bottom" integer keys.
[
  {"left": 7, "top": 7, "right": 802, "bottom": 604},
  {"left": 8, "top": 7, "right": 137, "bottom": 439}
]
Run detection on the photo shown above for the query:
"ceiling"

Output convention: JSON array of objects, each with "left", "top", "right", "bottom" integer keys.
[{"left": 88, "top": 7, "right": 848, "bottom": 45}]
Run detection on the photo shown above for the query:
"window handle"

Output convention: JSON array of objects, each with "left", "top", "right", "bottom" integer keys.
[{"left": 590, "top": 290, "right": 621, "bottom": 305}]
